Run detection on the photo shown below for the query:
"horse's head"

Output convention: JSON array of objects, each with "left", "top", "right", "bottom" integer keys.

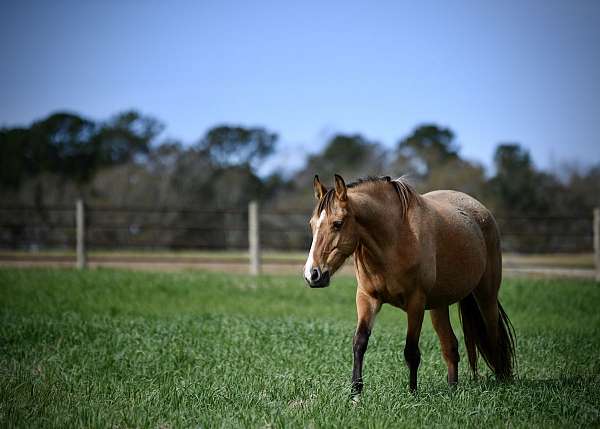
[{"left": 304, "top": 174, "right": 358, "bottom": 288}]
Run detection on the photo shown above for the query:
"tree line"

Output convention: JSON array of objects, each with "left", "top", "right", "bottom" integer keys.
[{"left": 1, "top": 110, "right": 598, "bottom": 251}]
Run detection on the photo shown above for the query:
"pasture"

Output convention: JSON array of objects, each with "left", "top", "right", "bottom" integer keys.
[{"left": 1, "top": 268, "right": 599, "bottom": 427}]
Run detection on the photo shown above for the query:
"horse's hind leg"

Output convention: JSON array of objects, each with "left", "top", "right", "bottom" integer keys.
[
  {"left": 472, "top": 284, "right": 501, "bottom": 373},
  {"left": 472, "top": 263, "right": 514, "bottom": 379},
  {"left": 430, "top": 305, "right": 459, "bottom": 385}
]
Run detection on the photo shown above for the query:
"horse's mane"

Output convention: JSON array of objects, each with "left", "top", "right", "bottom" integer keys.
[{"left": 317, "top": 175, "right": 417, "bottom": 218}]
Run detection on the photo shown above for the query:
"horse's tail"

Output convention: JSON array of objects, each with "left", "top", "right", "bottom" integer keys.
[{"left": 458, "top": 293, "right": 516, "bottom": 380}]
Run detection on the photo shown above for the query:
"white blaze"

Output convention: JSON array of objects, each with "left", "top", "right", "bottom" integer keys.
[{"left": 304, "top": 210, "right": 326, "bottom": 281}]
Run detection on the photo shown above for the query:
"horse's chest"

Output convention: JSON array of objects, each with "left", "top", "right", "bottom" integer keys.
[{"left": 356, "top": 270, "right": 416, "bottom": 309}]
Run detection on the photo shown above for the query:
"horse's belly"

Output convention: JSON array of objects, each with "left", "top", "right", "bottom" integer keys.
[
  {"left": 427, "top": 226, "right": 487, "bottom": 308},
  {"left": 425, "top": 274, "right": 480, "bottom": 309}
]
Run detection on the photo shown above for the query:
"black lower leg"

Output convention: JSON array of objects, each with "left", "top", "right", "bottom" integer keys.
[
  {"left": 404, "top": 340, "right": 421, "bottom": 392},
  {"left": 446, "top": 339, "right": 459, "bottom": 385},
  {"left": 351, "top": 326, "right": 370, "bottom": 397}
]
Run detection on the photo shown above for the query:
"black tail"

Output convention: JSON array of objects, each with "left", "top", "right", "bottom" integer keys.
[{"left": 458, "top": 293, "right": 516, "bottom": 380}]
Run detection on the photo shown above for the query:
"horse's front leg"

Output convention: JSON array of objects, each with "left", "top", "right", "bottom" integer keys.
[
  {"left": 404, "top": 293, "right": 426, "bottom": 392},
  {"left": 351, "top": 289, "right": 381, "bottom": 401}
]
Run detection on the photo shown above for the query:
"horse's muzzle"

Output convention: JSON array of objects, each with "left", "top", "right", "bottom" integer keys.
[{"left": 306, "top": 268, "right": 330, "bottom": 288}]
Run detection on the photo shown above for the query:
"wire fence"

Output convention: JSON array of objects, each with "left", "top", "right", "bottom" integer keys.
[{"left": 0, "top": 203, "right": 596, "bottom": 254}]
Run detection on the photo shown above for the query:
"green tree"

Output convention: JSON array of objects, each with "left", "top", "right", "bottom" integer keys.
[
  {"left": 489, "top": 143, "right": 559, "bottom": 214},
  {"left": 279, "top": 133, "right": 386, "bottom": 211},
  {"left": 394, "top": 124, "right": 459, "bottom": 180},
  {"left": 28, "top": 112, "right": 97, "bottom": 183},
  {"left": 0, "top": 110, "right": 162, "bottom": 189},
  {"left": 93, "top": 110, "right": 163, "bottom": 166},
  {"left": 306, "top": 134, "right": 386, "bottom": 179},
  {"left": 393, "top": 124, "right": 486, "bottom": 197},
  {"left": 199, "top": 125, "right": 277, "bottom": 171},
  {"left": 0, "top": 127, "right": 29, "bottom": 188}
]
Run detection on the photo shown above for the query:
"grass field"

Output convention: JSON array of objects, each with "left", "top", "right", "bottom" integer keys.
[{"left": 1, "top": 268, "right": 599, "bottom": 428}]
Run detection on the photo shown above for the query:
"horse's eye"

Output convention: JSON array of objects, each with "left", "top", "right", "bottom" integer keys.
[{"left": 332, "top": 220, "right": 343, "bottom": 231}]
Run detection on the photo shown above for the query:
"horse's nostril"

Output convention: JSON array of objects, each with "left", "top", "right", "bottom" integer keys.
[{"left": 311, "top": 268, "right": 321, "bottom": 281}]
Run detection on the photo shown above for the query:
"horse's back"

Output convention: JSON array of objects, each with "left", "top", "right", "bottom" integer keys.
[{"left": 423, "top": 190, "right": 498, "bottom": 234}]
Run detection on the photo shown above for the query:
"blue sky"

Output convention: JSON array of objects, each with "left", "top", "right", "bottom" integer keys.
[{"left": 1, "top": 0, "right": 599, "bottom": 176}]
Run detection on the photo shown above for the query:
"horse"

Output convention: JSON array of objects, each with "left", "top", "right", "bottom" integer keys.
[{"left": 303, "top": 174, "right": 515, "bottom": 398}]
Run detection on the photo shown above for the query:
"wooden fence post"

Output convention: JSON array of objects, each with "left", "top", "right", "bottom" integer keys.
[
  {"left": 249, "top": 201, "right": 261, "bottom": 275},
  {"left": 594, "top": 207, "right": 600, "bottom": 282},
  {"left": 76, "top": 199, "right": 87, "bottom": 270}
]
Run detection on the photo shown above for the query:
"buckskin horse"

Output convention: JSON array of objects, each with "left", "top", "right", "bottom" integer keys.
[{"left": 303, "top": 174, "right": 515, "bottom": 399}]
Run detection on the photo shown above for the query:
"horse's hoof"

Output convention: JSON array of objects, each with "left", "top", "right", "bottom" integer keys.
[{"left": 351, "top": 394, "right": 361, "bottom": 405}]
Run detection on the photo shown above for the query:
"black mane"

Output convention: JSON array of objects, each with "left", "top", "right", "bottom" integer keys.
[
  {"left": 316, "top": 175, "right": 417, "bottom": 218},
  {"left": 347, "top": 175, "right": 393, "bottom": 188}
]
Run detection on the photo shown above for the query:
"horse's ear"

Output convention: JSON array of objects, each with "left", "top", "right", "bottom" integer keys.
[
  {"left": 334, "top": 174, "right": 347, "bottom": 201},
  {"left": 313, "top": 175, "right": 327, "bottom": 200}
]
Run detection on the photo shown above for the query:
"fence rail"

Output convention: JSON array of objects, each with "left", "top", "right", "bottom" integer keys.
[{"left": 0, "top": 202, "right": 598, "bottom": 279}]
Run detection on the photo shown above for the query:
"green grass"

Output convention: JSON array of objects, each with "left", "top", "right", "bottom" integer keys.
[{"left": 1, "top": 268, "right": 599, "bottom": 428}]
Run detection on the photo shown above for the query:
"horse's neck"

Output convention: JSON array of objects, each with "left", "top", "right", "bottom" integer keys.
[{"left": 350, "top": 190, "right": 414, "bottom": 271}]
